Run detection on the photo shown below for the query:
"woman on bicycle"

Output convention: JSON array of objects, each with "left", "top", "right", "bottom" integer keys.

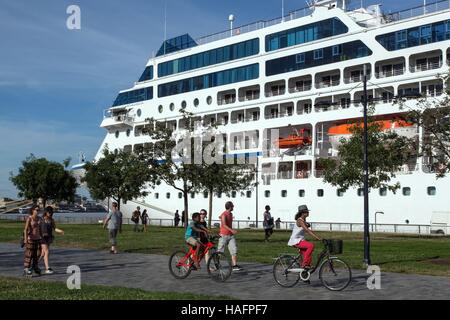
[{"left": 288, "top": 205, "right": 322, "bottom": 269}]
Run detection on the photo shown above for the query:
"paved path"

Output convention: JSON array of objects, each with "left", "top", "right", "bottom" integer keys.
[{"left": 1, "top": 243, "right": 449, "bottom": 300}]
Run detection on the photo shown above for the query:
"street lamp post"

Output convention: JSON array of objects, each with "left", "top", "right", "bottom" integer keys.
[{"left": 363, "top": 65, "right": 371, "bottom": 266}]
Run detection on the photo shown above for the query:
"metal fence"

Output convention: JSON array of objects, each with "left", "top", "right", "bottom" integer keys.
[{"left": 0, "top": 214, "right": 434, "bottom": 235}]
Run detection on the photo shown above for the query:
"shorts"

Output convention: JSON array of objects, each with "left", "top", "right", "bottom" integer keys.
[
  {"left": 217, "top": 235, "right": 237, "bottom": 256},
  {"left": 41, "top": 236, "right": 54, "bottom": 246},
  {"left": 109, "top": 229, "right": 118, "bottom": 246},
  {"left": 186, "top": 237, "right": 201, "bottom": 247}
]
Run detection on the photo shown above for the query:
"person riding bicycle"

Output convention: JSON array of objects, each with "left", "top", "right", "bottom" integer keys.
[
  {"left": 185, "top": 212, "right": 209, "bottom": 269},
  {"left": 288, "top": 205, "right": 322, "bottom": 269}
]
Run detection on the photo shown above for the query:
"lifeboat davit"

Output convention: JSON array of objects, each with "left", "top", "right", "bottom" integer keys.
[
  {"left": 276, "top": 129, "right": 312, "bottom": 149},
  {"left": 328, "top": 120, "right": 416, "bottom": 150}
]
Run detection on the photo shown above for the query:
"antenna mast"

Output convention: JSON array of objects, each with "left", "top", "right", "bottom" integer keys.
[{"left": 164, "top": 0, "right": 167, "bottom": 54}]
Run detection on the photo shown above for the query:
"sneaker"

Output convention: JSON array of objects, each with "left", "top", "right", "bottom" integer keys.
[
  {"left": 45, "top": 268, "right": 54, "bottom": 275},
  {"left": 23, "top": 268, "right": 33, "bottom": 277},
  {"left": 33, "top": 268, "right": 42, "bottom": 276},
  {"left": 232, "top": 265, "right": 243, "bottom": 272}
]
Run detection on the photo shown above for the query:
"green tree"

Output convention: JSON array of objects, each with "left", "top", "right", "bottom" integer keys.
[
  {"left": 83, "top": 148, "right": 155, "bottom": 210},
  {"left": 319, "top": 121, "right": 418, "bottom": 192},
  {"left": 10, "top": 155, "right": 78, "bottom": 207},
  {"left": 199, "top": 162, "right": 255, "bottom": 228},
  {"left": 396, "top": 83, "right": 450, "bottom": 178}
]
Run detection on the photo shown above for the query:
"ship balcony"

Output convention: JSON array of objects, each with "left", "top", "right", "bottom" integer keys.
[
  {"left": 288, "top": 76, "right": 312, "bottom": 94},
  {"left": 265, "top": 80, "right": 286, "bottom": 98},
  {"left": 101, "top": 109, "right": 134, "bottom": 129},
  {"left": 410, "top": 61, "right": 442, "bottom": 73},
  {"left": 375, "top": 58, "right": 406, "bottom": 79},
  {"left": 217, "top": 90, "right": 236, "bottom": 106}
]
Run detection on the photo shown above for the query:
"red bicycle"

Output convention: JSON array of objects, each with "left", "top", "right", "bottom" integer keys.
[{"left": 169, "top": 235, "right": 232, "bottom": 282}]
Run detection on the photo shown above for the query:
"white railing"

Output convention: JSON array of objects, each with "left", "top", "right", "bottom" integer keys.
[
  {"left": 289, "top": 84, "right": 312, "bottom": 93},
  {"left": 375, "top": 68, "right": 405, "bottom": 78},
  {"left": 265, "top": 90, "right": 286, "bottom": 97},
  {"left": 316, "top": 80, "right": 340, "bottom": 89},
  {"left": 410, "top": 61, "right": 443, "bottom": 73}
]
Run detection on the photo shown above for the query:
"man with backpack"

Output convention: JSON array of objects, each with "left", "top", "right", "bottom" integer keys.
[{"left": 263, "top": 205, "right": 274, "bottom": 242}]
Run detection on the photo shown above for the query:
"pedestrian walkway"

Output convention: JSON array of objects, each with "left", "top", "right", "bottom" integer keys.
[{"left": 0, "top": 243, "right": 449, "bottom": 300}]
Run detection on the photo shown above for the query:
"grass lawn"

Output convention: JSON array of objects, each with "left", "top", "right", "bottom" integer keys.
[
  {"left": 0, "top": 276, "right": 232, "bottom": 300},
  {"left": 1, "top": 220, "right": 450, "bottom": 276}
]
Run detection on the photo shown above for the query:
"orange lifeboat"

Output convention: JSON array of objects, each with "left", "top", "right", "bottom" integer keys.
[
  {"left": 276, "top": 129, "right": 312, "bottom": 149},
  {"left": 328, "top": 120, "right": 414, "bottom": 136}
]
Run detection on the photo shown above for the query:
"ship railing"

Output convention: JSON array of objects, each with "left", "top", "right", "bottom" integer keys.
[
  {"left": 0, "top": 215, "right": 434, "bottom": 235},
  {"left": 289, "top": 84, "right": 312, "bottom": 93},
  {"left": 375, "top": 68, "right": 405, "bottom": 79},
  {"left": 343, "top": 75, "right": 372, "bottom": 84},
  {"left": 277, "top": 172, "right": 293, "bottom": 180},
  {"left": 355, "top": 0, "right": 450, "bottom": 28},
  {"left": 265, "top": 89, "right": 286, "bottom": 98},
  {"left": 410, "top": 61, "right": 443, "bottom": 73},
  {"left": 315, "top": 80, "right": 340, "bottom": 89}
]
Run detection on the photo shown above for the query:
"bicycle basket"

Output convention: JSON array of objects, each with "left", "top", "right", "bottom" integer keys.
[{"left": 327, "top": 240, "right": 343, "bottom": 254}]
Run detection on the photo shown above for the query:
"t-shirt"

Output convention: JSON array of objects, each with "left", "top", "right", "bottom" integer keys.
[
  {"left": 288, "top": 222, "right": 305, "bottom": 246},
  {"left": 263, "top": 211, "right": 273, "bottom": 229},
  {"left": 106, "top": 210, "right": 122, "bottom": 230},
  {"left": 219, "top": 211, "right": 233, "bottom": 236},
  {"left": 185, "top": 221, "right": 202, "bottom": 239}
]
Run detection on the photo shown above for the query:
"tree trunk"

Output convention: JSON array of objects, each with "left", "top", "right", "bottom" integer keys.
[
  {"left": 208, "top": 188, "right": 213, "bottom": 229},
  {"left": 42, "top": 199, "right": 47, "bottom": 210},
  {"left": 183, "top": 188, "right": 189, "bottom": 229},
  {"left": 117, "top": 198, "right": 121, "bottom": 210}
]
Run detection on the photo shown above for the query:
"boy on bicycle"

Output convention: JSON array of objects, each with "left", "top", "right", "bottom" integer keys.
[{"left": 185, "top": 212, "right": 209, "bottom": 269}]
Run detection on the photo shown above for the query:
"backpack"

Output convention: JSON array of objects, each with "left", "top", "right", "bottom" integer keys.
[{"left": 131, "top": 211, "right": 139, "bottom": 223}]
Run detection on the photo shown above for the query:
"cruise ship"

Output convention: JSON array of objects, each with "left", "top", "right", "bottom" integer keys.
[{"left": 93, "top": 0, "right": 450, "bottom": 226}]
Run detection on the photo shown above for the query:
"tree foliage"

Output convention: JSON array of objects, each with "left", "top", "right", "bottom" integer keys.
[
  {"left": 10, "top": 155, "right": 78, "bottom": 207},
  {"left": 83, "top": 148, "right": 155, "bottom": 209},
  {"left": 319, "top": 121, "right": 418, "bottom": 192},
  {"left": 396, "top": 80, "right": 450, "bottom": 178}
]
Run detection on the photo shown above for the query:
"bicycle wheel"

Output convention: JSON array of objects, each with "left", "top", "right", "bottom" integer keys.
[
  {"left": 319, "top": 257, "right": 352, "bottom": 291},
  {"left": 273, "top": 255, "right": 301, "bottom": 288},
  {"left": 169, "top": 250, "right": 192, "bottom": 279},
  {"left": 207, "top": 252, "right": 232, "bottom": 282}
]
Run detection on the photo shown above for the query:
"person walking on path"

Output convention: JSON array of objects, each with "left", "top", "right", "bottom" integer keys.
[
  {"left": 132, "top": 207, "right": 141, "bottom": 232},
  {"left": 174, "top": 210, "right": 180, "bottom": 227},
  {"left": 275, "top": 218, "right": 281, "bottom": 229},
  {"left": 40, "top": 206, "right": 64, "bottom": 274},
  {"left": 218, "top": 201, "right": 242, "bottom": 272},
  {"left": 263, "top": 205, "right": 274, "bottom": 242},
  {"left": 141, "top": 209, "right": 149, "bottom": 232},
  {"left": 288, "top": 205, "right": 322, "bottom": 269},
  {"left": 23, "top": 205, "right": 43, "bottom": 277},
  {"left": 103, "top": 202, "right": 123, "bottom": 254}
]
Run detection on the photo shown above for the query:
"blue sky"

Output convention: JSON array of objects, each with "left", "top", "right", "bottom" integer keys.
[{"left": 0, "top": 0, "right": 426, "bottom": 198}]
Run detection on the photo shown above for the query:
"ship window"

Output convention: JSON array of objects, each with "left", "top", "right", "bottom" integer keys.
[
  {"left": 138, "top": 66, "right": 153, "bottom": 82},
  {"left": 420, "top": 25, "right": 432, "bottom": 44},
  {"left": 166, "top": 193, "right": 171, "bottom": 199},
  {"left": 126, "top": 129, "right": 131, "bottom": 137},
  {"left": 207, "top": 96, "right": 213, "bottom": 105},
  {"left": 158, "top": 105, "right": 163, "bottom": 113},
  {"left": 357, "top": 188, "right": 364, "bottom": 197},
  {"left": 231, "top": 191, "right": 237, "bottom": 198},
  {"left": 379, "top": 188, "right": 387, "bottom": 196},
  {"left": 191, "top": 192, "right": 195, "bottom": 199},
  {"left": 317, "top": 189, "right": 324, "bottom": 197},
  {"left": 299, "top": 190, "right": 305, "bottom": 197},
  {"left": 337, "top": 189, "right": 345, "bottom": 197},
  {"left": 181, "top": 101, "right": 187, "bottom": 109},
  {"left": 194, "top": 98, "right": 199, "bottom": 107},
  {"left": 217, "top": 192, "right": 222, "bottom": 198},
  {"left": 155, "top": 193, "right": 159, "bottom": 199},
  {"left": 281, "top": 190, "right": 288, "bottom": 198},
  {"left": 427, "top": 186, "right": 436, "bottom": 196},
  {"left": 246, "top": 191, "right": 252, "bottom": 198},
  {"left": 137, "top": 109, "right": 142, "bottom": 117},
  {"left": 296, "top": 53, "right": 305, "bottom": 64},
  {"left": 314, "top": 49, "right": 323, "bottom": 60},
  {"left": 265, "top": 190, "right": 271, "bottom": 198},
  {"left": 332, "top": 45, "right": 341, "bottom": 56},
  {"left": 402, "top": 187, "right": 411, "bottom": 196},
  {"left": 170, "top": 103, "right": 175, "bottom": 111},
  {"left": 203, "top": 191, "right": 208, "bottom": 199},
  {"left": 115, "top": 131, "right": 120, "bottom": 138},
  {"left": 178, "top": 192, "right": 183, "bottom": 199}
]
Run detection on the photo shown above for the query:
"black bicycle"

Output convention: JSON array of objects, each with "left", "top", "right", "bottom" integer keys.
[{"left": 273, "top": 239, "right": 352, "bottom": 291}]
